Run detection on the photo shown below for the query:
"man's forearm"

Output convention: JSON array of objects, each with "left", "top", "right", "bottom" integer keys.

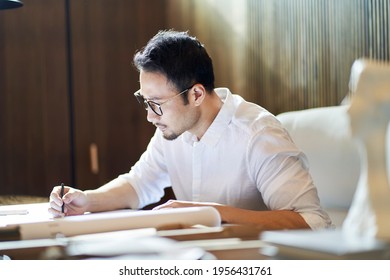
[
  {"left": 85, "top": 177, "right": 139, "bottom": 212},
  {"left": 216, "top": 205, "right": 310, "bottom": 230}
]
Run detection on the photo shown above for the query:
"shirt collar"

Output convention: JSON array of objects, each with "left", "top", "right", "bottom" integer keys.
[{"left": 182, "top": 88, "right": 236, "bottom": 146}]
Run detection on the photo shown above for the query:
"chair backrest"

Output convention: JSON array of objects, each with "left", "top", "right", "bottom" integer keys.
[{"left": 277, "top": 105, "right": 360, "bottom": 210}]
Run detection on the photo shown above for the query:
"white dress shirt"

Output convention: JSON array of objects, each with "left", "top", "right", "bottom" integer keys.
[{"left": 119, "top": 88, "right": 332, "bottom": 229}]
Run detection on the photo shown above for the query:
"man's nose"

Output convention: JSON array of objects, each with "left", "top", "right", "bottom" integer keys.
[{"left": 146, "top": 108, "right": 159, "bottom": 123}]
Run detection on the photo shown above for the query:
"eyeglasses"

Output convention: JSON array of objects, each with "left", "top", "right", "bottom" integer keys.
[{"left": 133, "top": 84, "right": 195, "bottom": 116}]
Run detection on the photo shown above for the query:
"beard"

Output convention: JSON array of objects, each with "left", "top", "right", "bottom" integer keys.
[
  {"left": 158, "top": 108, "right": 199, "bottom": 141},
  {"left": 162, "top": 131, "right": 180, "bottom": 140},
  {"left": 156, "top": 124, "right": 181, "bottom": 140}
]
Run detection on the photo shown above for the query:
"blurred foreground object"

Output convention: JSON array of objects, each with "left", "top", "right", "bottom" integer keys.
[
  {"left": 0, "top": 0, "right": 23, "bottom": 10},
  {"left": 343, "top": 58, "right": 390, "bottom": 242}
]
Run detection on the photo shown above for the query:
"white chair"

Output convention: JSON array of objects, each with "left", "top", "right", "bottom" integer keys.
[{"left": 277, "top": 105, "right": 362, "bottom": 227}]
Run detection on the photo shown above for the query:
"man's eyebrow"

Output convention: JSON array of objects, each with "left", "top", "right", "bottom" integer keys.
[
  {"left": 138, "top": 90, "right": 152, "bottom": 100},
  {"left": 144, "top": 95, "right": 162, "bottom": 101}
]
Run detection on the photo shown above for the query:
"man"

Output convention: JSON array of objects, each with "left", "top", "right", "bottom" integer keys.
[{"left": 49, "top": 30, "right": 332, "bottom": 230}]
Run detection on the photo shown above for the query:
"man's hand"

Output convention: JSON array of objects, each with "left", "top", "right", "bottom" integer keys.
[
  {"left": 153, "top": 199, "right": 222, "bottom": 210},
  {"left": 48, "top": 185, "right": 89, "bottom": 217}
]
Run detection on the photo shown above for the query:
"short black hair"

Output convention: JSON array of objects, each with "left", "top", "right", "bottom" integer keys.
[{"left": 133, "top": 30, "right": 215, "bottom": 94}]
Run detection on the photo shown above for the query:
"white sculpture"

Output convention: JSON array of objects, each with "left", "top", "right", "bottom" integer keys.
[{"left": 342, "top": 58, "right": 390, "bottom": 242}]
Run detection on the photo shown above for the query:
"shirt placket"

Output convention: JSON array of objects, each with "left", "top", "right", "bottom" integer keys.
[{"left": 192, "top": 141, "right": 202, "bottom": 201}]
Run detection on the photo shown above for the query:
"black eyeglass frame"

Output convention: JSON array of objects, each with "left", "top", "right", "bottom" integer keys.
[{"left": 133, "top": 84, "right": 196, "bottom": 116}]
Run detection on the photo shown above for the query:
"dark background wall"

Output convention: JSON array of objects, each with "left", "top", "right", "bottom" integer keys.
[
  {"left": 1, "top": 0, "right": 389, "bottom": 197},
  {"left": 0, "top": 0, "right": 164, "bottom": 196}
]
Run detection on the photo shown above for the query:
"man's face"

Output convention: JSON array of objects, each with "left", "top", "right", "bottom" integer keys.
[{"left": 139, "top": 71, "right": 200, "bottom": 140}]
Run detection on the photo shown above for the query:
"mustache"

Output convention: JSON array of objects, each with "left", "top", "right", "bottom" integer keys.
[{"left": 153, "top": 122, "right": 166, "bottom": 128}]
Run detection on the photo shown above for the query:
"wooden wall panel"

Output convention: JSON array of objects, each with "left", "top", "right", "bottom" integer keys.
[
  {"left": 1, "top": 0, "right": 389, "bottom": 197},
  {"left": 248, "top": 0, "right": 390, "bottom": 113},
  {"left": 0, "top": 0, "right": 72, "bottom": 196},
  {"left": 69, "top": 0, "right": 166, "bottom": 189},
  {"left": 166, "top": 0, "right": 390, "bottom": 114},
  {"left": 0, "top": 0, "right": 167, "bottom": 196}
]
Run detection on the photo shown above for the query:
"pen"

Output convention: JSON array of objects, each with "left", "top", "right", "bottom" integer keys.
[{"left": 60, "top": 183, "right": 65, "bottom": 214}]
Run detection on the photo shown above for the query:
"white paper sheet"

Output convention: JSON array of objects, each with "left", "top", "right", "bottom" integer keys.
[{"left": 0, "top": 203, "right": 221, "bottom": 240}]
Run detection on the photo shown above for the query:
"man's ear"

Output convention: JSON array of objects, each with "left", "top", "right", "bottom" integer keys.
[{"left": 191, "top": 84, "right": 206, "bottom": 106}]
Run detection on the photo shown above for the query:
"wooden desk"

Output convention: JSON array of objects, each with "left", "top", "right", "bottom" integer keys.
[
  {"left": 0, "top": 195, "right": 48, "bottom": 206},
  {"left": 0, "top": 226, "right": 267, "bottom": 260},
  {"left": 1, "top": 202, "right": 266, "bottom": 260}
]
